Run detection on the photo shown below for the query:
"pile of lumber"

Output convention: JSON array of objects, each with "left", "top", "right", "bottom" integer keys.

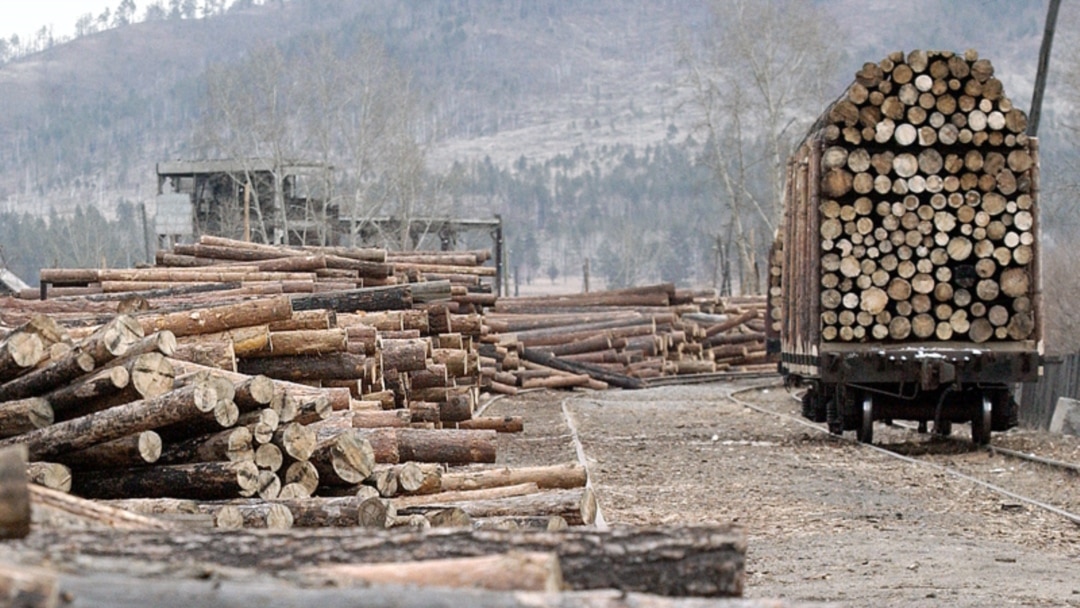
[
  {"left": 806, "top": 49, "right": 1037, "bottom": 343},
  {"left": 479, "top": 284, "right": 774, "bottom": 390},
  {"left": 0, "top": 288, "right": 596, "bottom": 530}
]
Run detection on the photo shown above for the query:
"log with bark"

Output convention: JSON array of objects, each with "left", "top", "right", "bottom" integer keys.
[
  {"left": 0, "top": 446, "right": 30, "bottom": 539},
  {"left": 21, "top": 525, "right": 745, "bottom": 597},
  {"left": 71, "top": 460, "right": 261, "bottom": 500}
]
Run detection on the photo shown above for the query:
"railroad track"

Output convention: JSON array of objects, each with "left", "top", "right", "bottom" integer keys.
[{"left": 730, "top": 383, "right": 1080, "bottom": 527}]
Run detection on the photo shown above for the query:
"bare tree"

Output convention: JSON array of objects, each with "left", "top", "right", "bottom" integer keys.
[
  {"left": 292, "top": 34, "right": 437, "bottom": 250},
  {"left": 678, "top": 0, "right": 840, "bottom": 294},
  {"left": 197, "top": 35, "right": 433, "bottom": 247}
]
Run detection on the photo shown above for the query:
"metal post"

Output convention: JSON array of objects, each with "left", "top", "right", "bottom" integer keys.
[
  {"left": 493, "top": 214, "right": 505, "bottom": 297},
  {"left": 1028, "top": 0, "right": 1062, "bottom": 137}
]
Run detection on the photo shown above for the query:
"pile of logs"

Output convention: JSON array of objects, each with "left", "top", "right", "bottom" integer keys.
[
  {"left": 31, "top": 235, "right": 495, "bottom": 315},
  {"left": 807, "top": 49, "right": 1037, "bottom": 343},
  {"left": 479, "top": 284, "right": 774, "bottom": 390},
  {"left": 0, "top": 240, "right": 770, "bottom": 599},
  {"left": 0, "top": 287, "right": 596, "bottom": 530}
]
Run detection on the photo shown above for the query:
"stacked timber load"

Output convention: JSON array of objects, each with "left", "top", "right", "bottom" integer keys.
[{"left": 793, "top": 49, "right": 1037, "bottom": 344}]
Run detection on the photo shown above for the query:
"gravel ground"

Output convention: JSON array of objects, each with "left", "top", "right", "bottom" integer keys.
[{"left": 485, "top": 382, "right": 1080, "bottom": 607}]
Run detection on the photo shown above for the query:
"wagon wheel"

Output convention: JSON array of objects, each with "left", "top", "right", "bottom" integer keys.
[
  {"left": 971, "top": 394, "right": 992, "bottom": 446},
  {"left": 856, "top": 394, "right": 874, "bottom": 444}
]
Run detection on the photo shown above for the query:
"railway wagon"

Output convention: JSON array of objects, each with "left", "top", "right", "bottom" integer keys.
[{"left": 768, "top": 50, "right": 1042, "bottom": 444}]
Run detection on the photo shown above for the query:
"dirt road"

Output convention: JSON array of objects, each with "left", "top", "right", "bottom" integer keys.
[{"left": 486, "top": 382, "right": 1080, "bottom": 607}]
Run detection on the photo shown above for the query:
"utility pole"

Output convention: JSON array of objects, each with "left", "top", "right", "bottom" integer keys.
[{"left": 1028, "top": 0, "right": 1062, "bottom": 137}]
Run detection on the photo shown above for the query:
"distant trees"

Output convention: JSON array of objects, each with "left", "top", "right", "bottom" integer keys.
[
  {"left": 678, "top": 0, "right": 840, "bottom": 294},
  {"left": 196, "top": 33, "right": 434, "bottom": 247},
  {"left": 0, "top": 203, "right": 149, "bottom": 284}
]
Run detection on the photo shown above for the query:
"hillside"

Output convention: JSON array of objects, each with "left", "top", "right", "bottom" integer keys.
[{"left": 0, "top": 0, "right": 1072, "bottom": 295}]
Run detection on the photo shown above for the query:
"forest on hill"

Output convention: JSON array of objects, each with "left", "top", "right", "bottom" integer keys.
[{"left": 1, "top": 0, "right": 1079, "bottom": 325}]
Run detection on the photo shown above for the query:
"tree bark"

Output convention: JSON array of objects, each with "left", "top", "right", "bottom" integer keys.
[
  {"left": 306, "top": 552, "right": 562, "bottom": 593},
  {"left": 138, "top": 297, "right": 293, "bottom": 338},
  {"left": 0, "top": 446, "right": 29, "bottom": 539},
  {"left": 54, "top": 431, "right": 161, "bottom": 471},
  {"left": 0, "top": 397, "right": 53, "bottom": 438},
  {"left": 0, "top": 330, "right": 44, "bottom": 383},
  {"left": 71, "top": 460, "right": 261, "bottom": 500},
  {"left": 440, "top": 463, "right": 587, "bottom": 492},
  {"left": 291, "top": 285, "right": 413, "bottom": 313},
  {"left": 0, "top": 378, "right": 220, "bottom": 460}
]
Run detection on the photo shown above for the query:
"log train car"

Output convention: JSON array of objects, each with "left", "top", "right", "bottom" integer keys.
[{"left": 767, "top": 50, "right": 1042, "bottom": 444}]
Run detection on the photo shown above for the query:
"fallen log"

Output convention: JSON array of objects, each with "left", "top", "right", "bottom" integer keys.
[
  {"left": 71, "top": 460, "right": 261, "bottom": 500},
  {"left": 0, "top": 446, "right": 29, "bottom": 539},
  {"left": 304, "top": 551, "right": 562, "bottom": 593},
  {"left": 24, "top": 525, "right": 744, "bottom": 597},
  {"left": 520, "top": 349, "right": 645, "bottom": 389},
  {"left": 457, "top": 416, "right": 524, "bottom": 433},
  {"left": 0, "top": 397, "right": 53, "bottom": 438},
  {"left": 138, "top": 296, "right": 293, "bottom": 337},
  {"left": 291, "top": 285, "right": 413, "bottom": 313},
  {"left": 0, "top": 561, "right": 59, "bottom": 608},
  {"left": 0, "top": 378, "right": 221, "bottom": 460},
  {"left": 440, "top": 463, "right": 586, "bottom": 492},
  {"left": 25, "top": 462, "right": 71, "bottom": 492},
  {"left": 54, "top": 431, "right": 162, "bottom": 471},
  {"left": 0, "top": 330, "right": 44, "bottom": 383},
  {"left": 399, "top": 487, "right": 596, "bottom": 526}
]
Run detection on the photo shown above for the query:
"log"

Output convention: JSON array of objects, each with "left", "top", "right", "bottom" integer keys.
[
  {"left": 270, "top": 422, "right": 318, "bottom": 463},
  {"left": 71, "top": 461, "right": 261, "bottom": 500},
  {"left": 14, "top": 524, "right": 744, "bottom": 597},
  {"left": 473, "top": 515, "right": 568, "bottom": 531},
  {"left": 237, "top": 353, "right": 367, "bottom": 381},
  {"left": 0, "top": 378, "right": 221, "bottom": 460},
  {"left": 0, "top": 562, "right": 59, "bottom": 608},
  {"left": 78, "top": 315, "right": 145, "bottom": 364},
  {"left": 378, "top": 338, "right": 429, "bottom": 373},
  {"left": 139, "top": 296, "right": 293, "bottom": 337},
  {"left": 0, "top": 330, "right": 44, "bottom": 383},
  {"left": 310, "top": 430, "right": 376, "bottom": 486},
  {"left": 54, "top": 431, "right": 162, "bottom": 471},
  {"left": 393, "top": 429, "right": 497, "bottom": 465},
  {"left": 0, "top": 446, "right": 29, "bottom": 539},
  {"left": 248, "top": 329, "right": 349, "bottom": 358},
  {"left": 350, "top": 409, "right": 412, "bottom": 428},
  {"left": 41, "top": 365, "right": 130, "bottom": 420},
  {"left": 284, "top": 461, "right": 319, "bottom": 497},
  {"left": 440, "top": 463, "right": 587, "bottom": 492},
  {"left": 305, "top": 552, "right": 563, "bottom": 592},
  {"left": 158, "top": 427, "right": 255, "bottom": 465},
  {"left": 403, "top": 487, "right": 596, "bottom": 526},
  {"left": 0, "top": 397, "right": 53, "bottom": 438},
  {"left": 25, "top": 462, "right": 71, "bottom": 492},
  {"left": 291, "top": 285, "right": 413, "bottom": 313},
  {"left": 0, "top": 348, "right": 96, "bottom": 404},
  {"left": 394, "top": 482, "right": 541, "bottom": 509},
  {"left": 457, "top": 416, "right": 524, "bottom": 433}
]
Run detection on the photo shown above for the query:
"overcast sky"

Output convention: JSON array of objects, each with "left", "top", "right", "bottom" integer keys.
[{"left": 4, "top": 1, "right": 111, "bottom": 41}]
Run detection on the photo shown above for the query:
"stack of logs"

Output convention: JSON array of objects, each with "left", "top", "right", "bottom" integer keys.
[
  {"left": 0, "top": 234, "right": 779, "bottom": 529},
  {"left": 31, "top": 235, "right": 496, "bottom": 315},
  {"left": 479, "top": 284, "right": 773, "bottom": 391},
  {"left": 0, "top": 290, "right": 594, "bottom": 530},
  {"left": 811, "top": 49, "right": 1037, "bottom": 343}
]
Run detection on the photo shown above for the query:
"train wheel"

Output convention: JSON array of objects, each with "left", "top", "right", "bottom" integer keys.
[
  {"left": 971, "top": 395, "right": 992, "bottom": 446},
  {"left": 856, "top": 394, "right": 874, "bottom": 444}
]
